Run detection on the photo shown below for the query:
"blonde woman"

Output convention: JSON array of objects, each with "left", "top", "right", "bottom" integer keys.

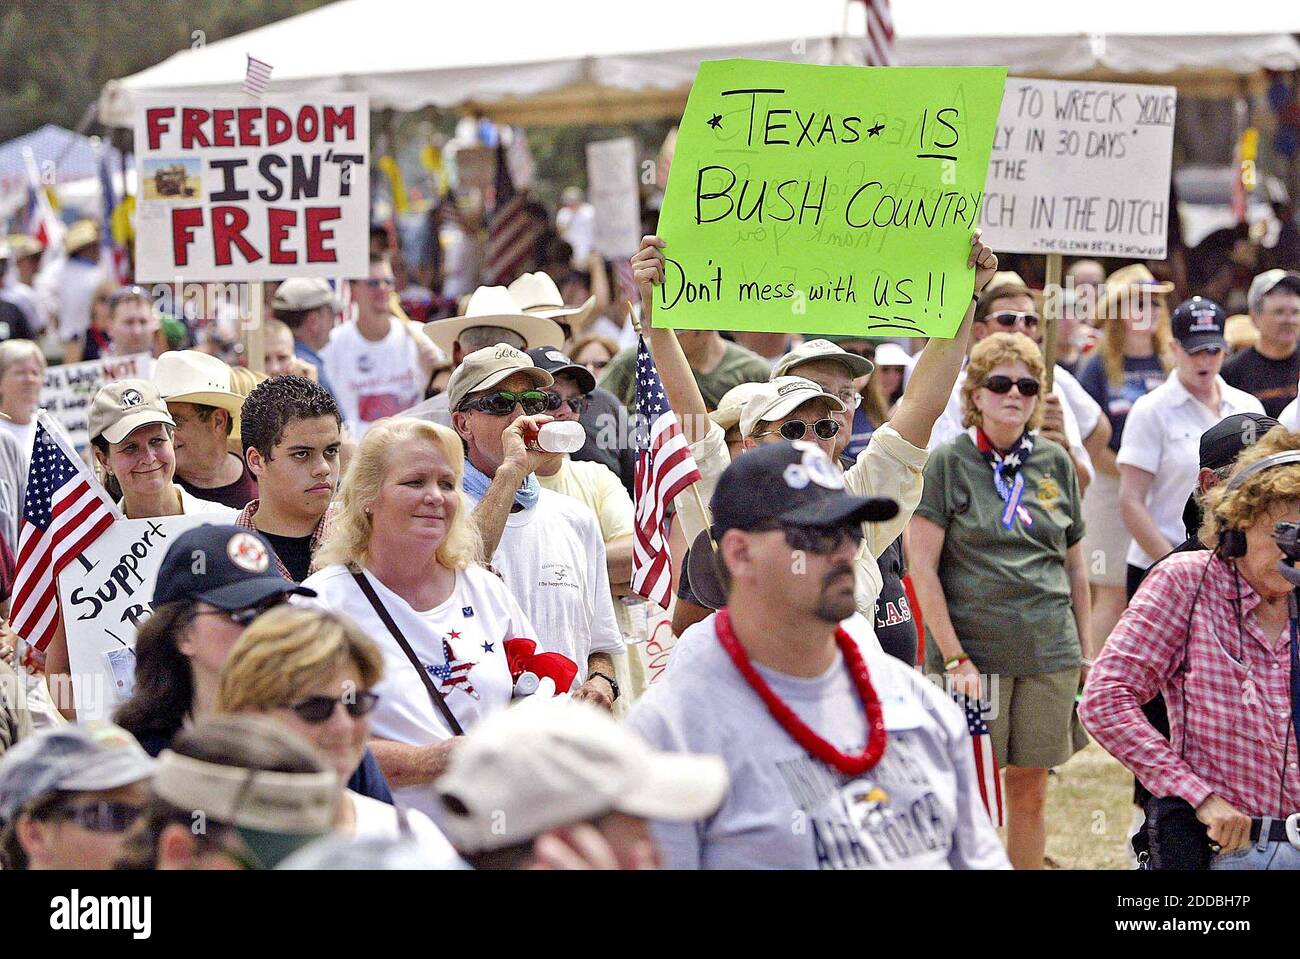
[
  {"left": 909, "top": 332, "right": 1094, "bottom": 870},
  {"left": 302, "top": 418, "right": 542, "bottom": 818},
  {"left": 216, "top": 606, "right": 460, "bottom": 863},
  {"left": 0, "top": 339, "right": 45, "bottom": 465},
  {"left": 1076, "top": 267, "right": 1174, "bottom": 651}
]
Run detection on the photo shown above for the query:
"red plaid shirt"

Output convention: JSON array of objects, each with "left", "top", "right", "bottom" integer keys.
[
  {"left": 234, "top": 500, "right": 332, "bottom": 583},
  {"left": 1079, "top": 550, "right": 1300, "bottom": 818}
]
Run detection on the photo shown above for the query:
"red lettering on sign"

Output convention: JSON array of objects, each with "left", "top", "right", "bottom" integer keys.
[
  {"left": 211, "top": 109, "right": 235, "bottom": 147},
  {"left": 304, "top": 207, "right": 341, "bottom": 263},
  {"left": 170, "top": 208, "right": 204, "bottom": 266},
  {"left": 180, "top": 108, "right": 211, "bottom": 148},
  {"left": 296, "top": 106, "right": 318, "bottom": 143},
  {"left": 210, "top": 206, "right": 261, "bottom": 267},
  {"left": 146, "top": 108, "right": 174, "bottom": 151},
  {"left": 266, "top": 208, "right": 297, "bottom": 265},
  {"left": 323, "top": 106, "right": 354, "bottom": 142},
  {"left": 236, "top": 108, "right": 262, "bottom": 147},
  {"left": 266, "top": 108, "right": 292, "bottom": 146}
]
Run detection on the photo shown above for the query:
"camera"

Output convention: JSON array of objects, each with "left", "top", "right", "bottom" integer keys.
[{"left": 1274, "top": 521, "right": 1300, "bottom": 586}]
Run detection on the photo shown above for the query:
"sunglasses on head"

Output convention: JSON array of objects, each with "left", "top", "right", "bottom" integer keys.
[
  {"left": 987, "top": 311, "right": 1040, "bottom": 330},
  {"left": 459, "top": 389, "right": 552, "bottom": 416},
  {"left": 754, "top": 418, "right": 841, "bottom": 442},
  {"left": 756, "top": 522, "right": 865, "bottom": 555},
  {"left": 48, "top": 799, "right": 143, "bottom": 834},
  {"left": 288, "top": 691, "right": 380, "bottom": 724},
  {"left": 982, "top": 375, "right": 1041, "bottom": 396}
]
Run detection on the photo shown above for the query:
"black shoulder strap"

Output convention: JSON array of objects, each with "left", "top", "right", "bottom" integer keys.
[{"left": 350, "top": 570, "right": 465, "bottom": 737}]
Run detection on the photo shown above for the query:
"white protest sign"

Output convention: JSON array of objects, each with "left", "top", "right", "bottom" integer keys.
[
  {"left": 59, "top": 513, "right": 215, "bottom": 721},
  {"left": 132, "top": 94, "right": 370, "bottom": 281},
  {"left": 585, "top": 137, "right": 641, "bottom": 258},
  {"left": 979, "top": 78, "right": 1176, "bottom": 259},
  {"left": 41, "top": 353, "right": 153, "bottom": 454}
]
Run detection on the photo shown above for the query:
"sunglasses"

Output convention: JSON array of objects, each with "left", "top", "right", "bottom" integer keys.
[
  {"left": 288, "top": 691, "right": 381, "bottom": 724},
  {"left": 49, "top": 800, "right": 143, "bottom": 834},
  {"left": 987, "top": 311, "right": 1040, "bottom": 330},
  {"left": 982, "top": 375, "right": 1041, "bottom": 397},
  {"left": 545, "top": 391, "right": 590, "bottom": 417},
  {"left": 753, "top": 418, "right": 841, "bottom": 442},
  {"left": 459, "top": 389, "right": 552, "bottom": 417},
  {"left": 757, "top": 522, "right": 865, "bottom": 555},
  {"left": 195, "top": 595, "right": 289, "bottom": 627}
]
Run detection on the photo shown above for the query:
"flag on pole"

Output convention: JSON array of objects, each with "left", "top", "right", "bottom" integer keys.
[
  {"left": 98, "top": 148, "right": 130, "bottom": 284},
  {"left": 862, "top": 0, "right": 896, "bottom": 66},
  {"left": 630, "top": 337, "right": 702, "bottom": 609},
  {"left": 483, "top": 137, "right": 542, "bottom": 286},
  {"left": 21, "top": 147, "right": 63, "bottom": 251},
  {"left": 959, "top": 694, "right": 1006, "bottom": 828},
  {"left": 243, "top": 55, "right": 274, "bottom": 97},
  {"left": 10, "top": 413, "right": 122, "bottom": 662}
]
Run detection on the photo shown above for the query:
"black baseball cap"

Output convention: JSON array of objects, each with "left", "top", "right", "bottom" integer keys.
[
  {"left": 526, "top": 347, "right": 596, "bottom": 394},
  {"left": 152, "top": 525, "right": 315, "bottom": 610},
  {"left": 1171, "top": 296, "right": 1228, "bottom": 353},
  {"left": 1199, "top": 413, "right": 1280, "bottom": 471},
  {"left": 686, "top": 441, "right": 898, "bottom": 609}
]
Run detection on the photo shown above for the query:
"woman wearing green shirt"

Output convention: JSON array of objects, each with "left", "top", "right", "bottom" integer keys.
[{"left": 909, "top": 332, "right": 1095, "bottom": 870}]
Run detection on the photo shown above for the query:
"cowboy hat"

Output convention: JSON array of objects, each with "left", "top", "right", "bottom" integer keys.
[
  {"left": 423, "top": 286, "right": 564, "bottom": 357},
  {"left": 507, "top": 272, "right": 599, "bottom": 328},
  {"left": 153, "top": 350, "right": 244, "bottom": 432}
]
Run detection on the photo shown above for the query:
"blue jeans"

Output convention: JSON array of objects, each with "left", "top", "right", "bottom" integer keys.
[{"left": 1210, "top": 818, "right": 1300, "bottom": 870}]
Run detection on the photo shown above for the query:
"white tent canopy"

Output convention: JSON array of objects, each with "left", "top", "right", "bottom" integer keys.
[{"left": 99, "top": 0, "right": 1300, "bottom": 127}]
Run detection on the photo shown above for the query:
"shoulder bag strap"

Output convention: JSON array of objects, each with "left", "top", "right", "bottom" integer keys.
[{"left": 350, "top": 569, "right": 465, "bottom": 736}]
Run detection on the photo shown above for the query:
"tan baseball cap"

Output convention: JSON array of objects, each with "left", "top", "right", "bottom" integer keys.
[
  {"left": 88, "top": 378, "right": 176, "bottom": 445},
  {"left": 446, "top": 343, "right": 554, "bottom": 412},
  {"left": 772, "top": 338, "right": 874, "bottom": 379},
  {"left": 271, "top": 277, "right": 339, "bottom": 312},
  {"left": 739, "top": 376, "right": 847, "bottom": 439},
  {"left": 434, "top": 700, "right": 729, "bottom": 853}
]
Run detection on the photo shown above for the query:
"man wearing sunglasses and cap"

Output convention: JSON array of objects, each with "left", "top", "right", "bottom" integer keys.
[
  {"left": 0, "top": 722, "right": 155, "bottom": 870},
  {"left": 450, "top": 344, "right": 624, "bottom": 710},
  {"left": 627, "top": 441, "right": 1009, "bottom": 869}
]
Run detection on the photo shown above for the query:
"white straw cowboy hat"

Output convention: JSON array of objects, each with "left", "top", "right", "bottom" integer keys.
[
  {"left": 507, "top": 272, "right": 599, "bottom": 328},
  {"left": 153, "top": 350, "right": 245, "bottom": 433},
  {"left": 423, "top": 285, "right": 565, "bottom": 357}
]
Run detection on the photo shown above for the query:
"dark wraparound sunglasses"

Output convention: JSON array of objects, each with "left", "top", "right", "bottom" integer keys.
[
  {"left": 755, "top": 522, "right": 865, "bottom": 555},
  {"left": 987, "top": 311, "right": 1040, "bottom": 330},
  {"left": 753, "top": 418, "right": 841, "bottom": 442},
  {"left": 289, "top": 691, "right": 381, "bottom": 724},
  {"left": 459, "top": 389, "right": 552, "bottom": 416},
  {"left": 48, "top": 800, "right": 143, "bottom": 834},
  {"left": 194, "top": 595, "right": 290, "bottom": 627},
  {"left": 545, "top": 392, "right": 590, "bottom": 417},
  {"left": 982, "top": 375, "right": 1041, "bottom": 396}
]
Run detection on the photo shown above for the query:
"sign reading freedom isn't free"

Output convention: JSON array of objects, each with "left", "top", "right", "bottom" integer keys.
[
  {"left": 132, "top": 93, "right": 370, "bottom": 282},
  {"left": 657, "top": 60, "right": 1006, "bottom": 339}
]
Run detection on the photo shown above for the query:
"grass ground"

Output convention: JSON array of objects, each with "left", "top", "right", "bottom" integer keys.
[{"left": 1042, "top": 742, "right": 1136, "bottom": 870}]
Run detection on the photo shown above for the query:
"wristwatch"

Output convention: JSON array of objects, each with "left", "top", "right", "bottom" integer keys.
[{"left": 588, "top": 670, "right": 620, "bottom": 701}]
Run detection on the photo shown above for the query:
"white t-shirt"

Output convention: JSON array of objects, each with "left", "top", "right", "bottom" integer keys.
[
  {"left": 52, "top": 257, "right": 103, "bottom": 344},
  {"left": 347, "top": 790, "right": 463, "bottom": 867},
  {"left": 0, "top": 417, "right": 37, "bottom": 470},
  {"left": 626, "top": 614, "right": 1009, "bottom": 870},
  {"left": 116, "top": 486, "right": 238, "bottom": 520},
  {"left": 1280, "top": 395, "right": 1300, "bottom": 432},
  {"left": 469, "top": 487, "right": 624, "bottom": 681},
  {"left": 320, "top": 317, "right": 424, "bottom": 438},
  {"left": 1116, "top": 372, "right": 1264, "bottom": 568},
  {"left": 931, "top": 366, "right": 1094, "bottom": 484},
  {"left": 301, "top": 563, "right": 531, "bottom": 818}
]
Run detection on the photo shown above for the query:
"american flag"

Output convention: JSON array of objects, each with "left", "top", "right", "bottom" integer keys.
[
  {"left": 482, "top": 138, "right": 542, "bottom": 286},
  {"left": 242, "top": 55, "right": 274, "bottom": 97},
  {"left": 861, "top": 0, "right": 896, "bottom": 66},
  {"left": 630, "top": 337, "right": 702, "bottom": 609},
  {"left": 10, "top": 414, "right": 121, "bottom": 658},
  {"left": 959, "top": 694, "right": 1005, "bottom": 828},
  {"left": 427, "top": 638, "right": 478, "bottom": 700}
]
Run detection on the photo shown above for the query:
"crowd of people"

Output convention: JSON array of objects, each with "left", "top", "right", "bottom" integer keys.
[{"left": 0, "top": 195, "right": 1299, "bottom": 872}]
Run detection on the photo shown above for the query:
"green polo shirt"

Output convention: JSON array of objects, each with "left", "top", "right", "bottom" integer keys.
[{"left": 916, "top": 433, "right": 1085, "bottom": 677}]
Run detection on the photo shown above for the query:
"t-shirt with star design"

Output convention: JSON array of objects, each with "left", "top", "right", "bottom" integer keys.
[{"left": 302, "top": 562, "right": 538, "bottom": 819}]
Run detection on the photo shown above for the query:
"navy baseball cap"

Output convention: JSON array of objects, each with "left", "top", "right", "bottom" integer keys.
[
  {"left": 152, "top": 525, "right": 315, "bottom": 610},
  {"left": 526, "top": 347, "right": 596, "bottom": 394},
  {"left": 686, "top": 441, "right": 898, "bottom": 609},
  {"left": 1199, "top": 413, "right": 1281, "bottom": 471},
  {"left": 1171, "top": 297, "right": 1228, "bottom": 353}
]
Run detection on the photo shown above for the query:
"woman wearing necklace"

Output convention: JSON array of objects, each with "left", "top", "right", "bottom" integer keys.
[
  {"left": 909, "top": 332, "right": 1094, "bottom": 869},
  {"left": 627, "top": 441, "right": 1009, "bottom": 870}
]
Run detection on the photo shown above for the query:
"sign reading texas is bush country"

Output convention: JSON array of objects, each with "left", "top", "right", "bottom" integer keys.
[
  {"left": 657, "top": 60, "right": 1005, "bottom": 339},
  {"left": 132, "top": 94, "right": 370, "bottom": 282}
]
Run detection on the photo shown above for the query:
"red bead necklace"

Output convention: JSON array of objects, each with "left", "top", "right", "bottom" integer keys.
[{"left": 715, "top": 608, "right": 887, "bottom": 776}]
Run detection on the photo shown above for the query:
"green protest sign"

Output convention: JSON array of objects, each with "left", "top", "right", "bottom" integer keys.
[{"left": 657, "top": 60, "right": 1006, "bottom": 339}]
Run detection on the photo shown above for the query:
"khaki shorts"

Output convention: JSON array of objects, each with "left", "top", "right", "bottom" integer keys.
[{"left": 986, "top": 667, "right": 1086, "bottom": 769}]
